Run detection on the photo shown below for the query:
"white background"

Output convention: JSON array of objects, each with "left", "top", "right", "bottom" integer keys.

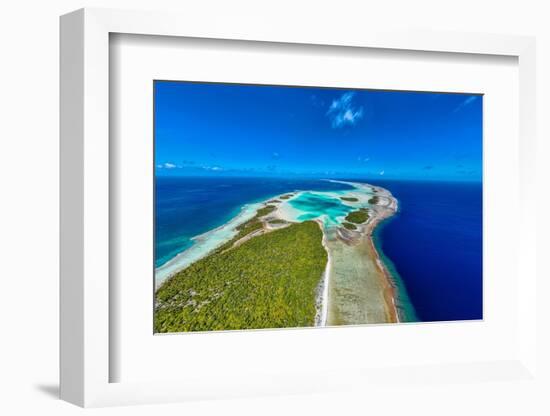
[{"left": 0, "top": 1, "right": 548, "bottom": 415}]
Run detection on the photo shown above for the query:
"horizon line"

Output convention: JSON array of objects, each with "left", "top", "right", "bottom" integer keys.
[{"left": 156, "top": 173, "right": 483, "bottom": 183}]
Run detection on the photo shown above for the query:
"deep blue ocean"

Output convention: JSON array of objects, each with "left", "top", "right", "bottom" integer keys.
[
  {"left": 370, "top": 179, "right": 483, "bottom": 322},
  {"left": 155, "top": 176, "right": 482, "bottom": 322}
]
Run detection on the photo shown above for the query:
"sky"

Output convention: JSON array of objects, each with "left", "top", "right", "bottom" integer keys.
[{"left": 154, "top": 81, "right": 482, "bottom": 181}]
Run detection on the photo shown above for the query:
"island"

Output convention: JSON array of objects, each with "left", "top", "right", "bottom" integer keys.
[{"left": 154, "top": 181, "right": 406, "bottom": 332}]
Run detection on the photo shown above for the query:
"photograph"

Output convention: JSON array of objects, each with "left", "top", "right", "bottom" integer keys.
[{"left": 153, "top": 81, "right": 483, "bottom": 333}]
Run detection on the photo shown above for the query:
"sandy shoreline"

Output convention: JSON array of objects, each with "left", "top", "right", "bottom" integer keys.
[
  {"left": 321, "top": 182, "right": 400, "bottom": 325},
  {"left": 361, "top": 186, "right": 400, "bottom": 323},
  {"left": 155, "top": 200, "right": 266, "bottom": 286},
  {"left": 315, "top": 224, "right": 331, "bottom": 326},
  {"left": 155, "top": 180, "right": 404, "bottom": 325}
]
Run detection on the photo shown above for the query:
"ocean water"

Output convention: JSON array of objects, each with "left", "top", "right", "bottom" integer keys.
[
  {"left": 291, "top": 192, "right": 356, "bottom": 224},
  {"left": 155, "top": 176, "right": 353, "bottom": 268},
  {"left": 155, "top": 176, "right": 483, "bottom": 322},
  {"left": 369, "top": 179, "right": 483, "bottom": 322}
]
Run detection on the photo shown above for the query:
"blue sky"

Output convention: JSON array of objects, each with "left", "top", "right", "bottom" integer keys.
[{"left": 154, "top": 81, "right": 482, "bottom": 181}]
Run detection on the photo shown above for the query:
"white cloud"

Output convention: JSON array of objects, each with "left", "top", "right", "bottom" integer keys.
[
  {"left": 453, "top": 96, "right": 478, "bottom": 113},
  {"left": 379, "top": 170, "right": 385, "bottom": 176},
  {"left": 327, "top": 92, "right": 364, "bottom": 128},
  {"left": 157, "top": 162, "right": 177, "bottom": 169},
  {"left": 156, "top": 162, "right": 225, "bottom": 172},
  {"left": 202, "top": 165, "right": 223, "bottom": 171}
]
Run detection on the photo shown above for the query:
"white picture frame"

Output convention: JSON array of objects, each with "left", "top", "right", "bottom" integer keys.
[{"left": 60, "top": 7, "right": 537, "bottom": 407}]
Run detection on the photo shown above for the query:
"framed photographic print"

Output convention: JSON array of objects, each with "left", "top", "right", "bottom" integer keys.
[{"left": 60, "top": 8, "right": 538, "bottom": 408}]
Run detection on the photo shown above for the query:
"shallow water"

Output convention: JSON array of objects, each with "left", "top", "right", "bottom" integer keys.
[
  {"left": 325, "top": 228, "right": 391, "bottom": 324},
  {"left": 284, "top": 184, "right": 375, "bottom": 227},
  {"left": 291, "top": 192, "right": 355, "bottom": 225}
]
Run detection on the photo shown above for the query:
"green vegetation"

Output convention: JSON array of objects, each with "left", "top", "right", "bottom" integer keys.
[
  {"left": 256, "top": 205, "right": 276, "bottom": 217},
  {"left": 267, "top": 199, "right": 281, "bottom": 204},
  {"left": 269, "top": 219, "right": 286, "bottom": 225},
  {"left": 342, "top": 222, "right": 357, "bottom": 230},
  {"left": 368, "top": 196, "right": 379, "bottom": 205},
  {"left": 216, "top": 205, "right": 277, "bottom": 253},
  {"left": 155, "top": 221, "right": 327, "bottom": 332},
  {"left": 279, "top": 194, "right": 294, "bottom": 200},
  {"left": 345, "top": 210, "right": 369, "bottom": 224},
  {"left": 340, "top": 197, "right": 359, "bottom": 202},
  {"left": 230, "top": 219, "right": 263, "bottom": 242}
]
